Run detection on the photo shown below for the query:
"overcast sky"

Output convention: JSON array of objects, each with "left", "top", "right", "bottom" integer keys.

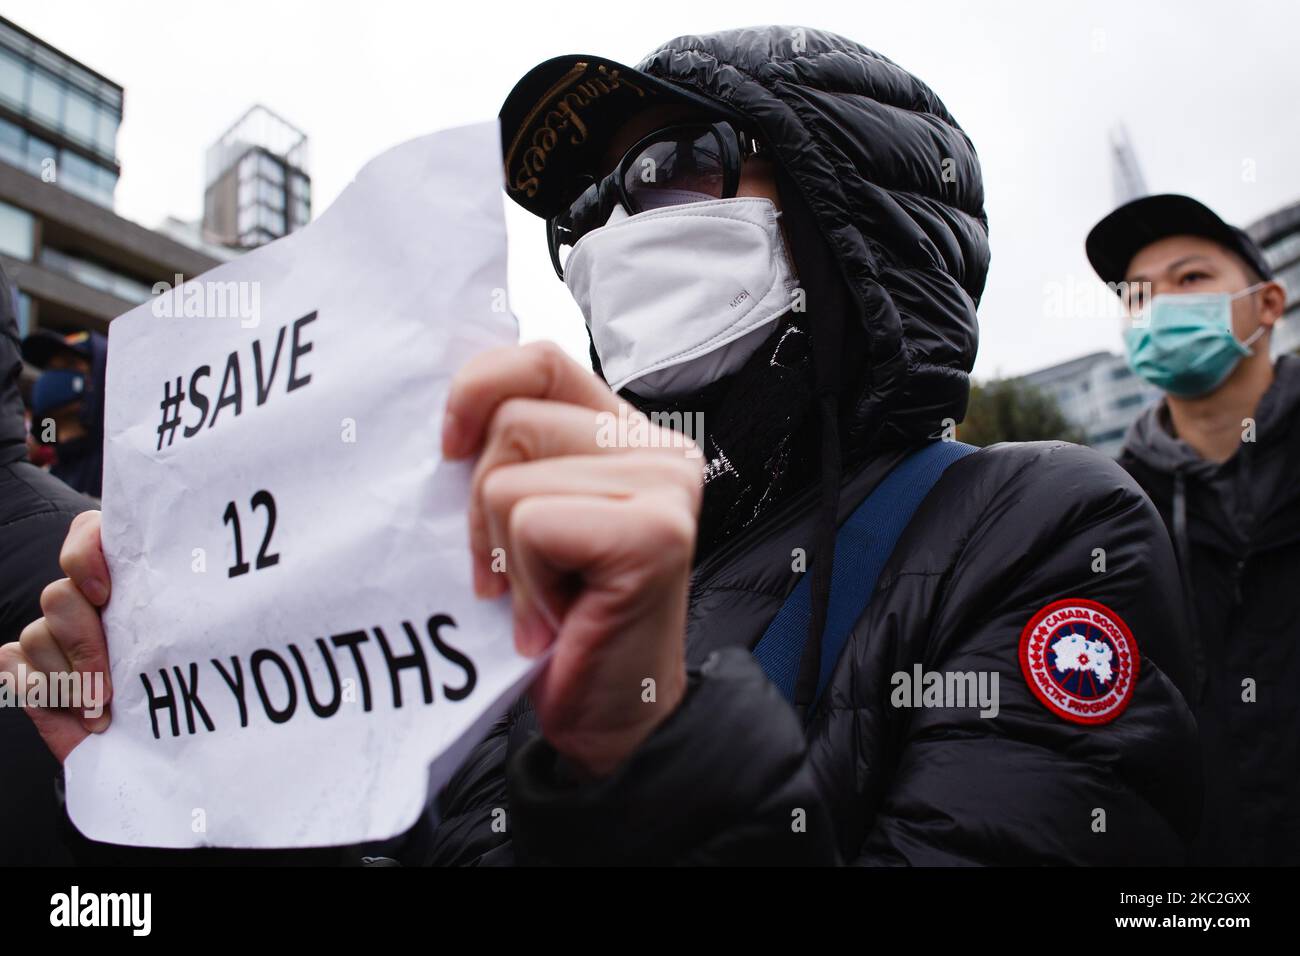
[{"left": 9, "top": 0, "right": 1299, "bottom": 378}]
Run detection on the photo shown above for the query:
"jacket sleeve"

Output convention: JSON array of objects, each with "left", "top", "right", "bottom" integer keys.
[
  {"left": 422, "top": 695, "right": 532, "bottom": 866},
  {"left": 506, "top": 647, "right": 838, "bottom": 865},
  {"left": 851, "top": 442, "right": 1201, "bottom": 865}
]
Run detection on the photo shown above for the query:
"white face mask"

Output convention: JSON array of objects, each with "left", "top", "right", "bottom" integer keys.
[{"left": 563, "top": 196, "right": 799, "bottom": 400}]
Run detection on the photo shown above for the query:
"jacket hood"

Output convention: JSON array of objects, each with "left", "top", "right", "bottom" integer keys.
[
  {"left": 1122, "top": 400, "right": 1207, "bottom": 478},
  {"left": 1123, "top": 354, "right": 1300, "bottom": 477},
  {"left": 503, "top": 26, "right": 989, "bottom": 454},
  {"left": 633, "top": 26, "right": 988, "bottom": 450}
]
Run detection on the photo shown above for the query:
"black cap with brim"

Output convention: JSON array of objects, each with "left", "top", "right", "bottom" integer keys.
[
  {"left": 499, "top": 54, "right": 743, "bottom": 220},
  {"left": 1086, "top": 193, "right": 1273, "bottom": 289},
  {"left": 22, "top": 328, "right": 93, "bottom": 369}
]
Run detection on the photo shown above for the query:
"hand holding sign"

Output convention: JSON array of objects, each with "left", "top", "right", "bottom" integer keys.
[
  {"left": 0, "top": 121, "right": 705, "bottom": 848},
  {"left": 445, "top": 341, "right": 703, "bottom": 778},
  {"left": 1, "top": 510, "right": 113, "bottom": 762},
  {"left": 10, "top": 339, "right": 705, "bottom": 784},
  {"left": 19, "top": 123, "right": 543, "bottom": 849}
]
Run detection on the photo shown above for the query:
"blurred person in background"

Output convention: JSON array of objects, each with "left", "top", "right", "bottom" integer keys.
[
  {"left": 0, "top": 264, "right": 92, "bottom": 863},
  {"left": 1088, "top": 194, "right": 1298, "bottom": 864},
  {"left": 22, "top": 327, "right": 107, "bottom": 501}
]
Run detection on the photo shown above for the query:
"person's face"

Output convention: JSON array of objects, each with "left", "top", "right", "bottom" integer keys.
[
  {"left": 1122, "top": 235, "right": 1284, "bottom": 342},
  {"left": 600, "top": 104, "right": 781, "bottom": 209}
]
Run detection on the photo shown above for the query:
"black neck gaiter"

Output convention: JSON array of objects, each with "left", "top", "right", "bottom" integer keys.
[{"left": 619, "top": 314, "right": 820, "bottom": 561}]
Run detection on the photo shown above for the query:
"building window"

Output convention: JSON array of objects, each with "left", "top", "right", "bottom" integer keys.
[
  {"left": 262, "top": 205, "right": 285, "bottom": 235},
  {"left": 238, "top": 226, "right": 276, "bottom": 247},
  {"left": 14, "top": 290, "right": 31, "bottom": 336},
  {"left": 0, "top": 46, "right": 28, "bottom": 110},
  {"left": 1090, "top": 427, "right": 1127, "bottom": 445},
  {"left": 236, "top": 204, "right": 283, "bottom": 236},
  {"left": 258, "top": 177, "right": 284, "bottom": 211},
  {"left": 93, "top": 102, "right": 117, "bottom": 155},
  {"left": 62, "top": 87, "right": 98, "bottom": 147},
  {"left": 0, "top": 199, "right": 34, "bottom": 259},
  {"left": 1114, "top": 393, "right": 1145, "bottom": 410},
  {"left": 288, "top": 173, "right": 310, "bottom": 229},
  {"left": 1264, "top": 232, "right": 1300, "bottom": 271},
  {"left": 234, "top": 148, "right": 295, "bottom": 242},
  {"left": 258, "top": 152, "right": 284, "bottom": 186},
  {"left": 38, "top": 246, "right": 153, "bottom": 303},
  {"left": 24, "top": 131, "right": 55, "bottom": 176},
  {"left": 59, "top": 148, "right": 113, "bottom": 204},
  {"left": 28, "top": 67, "right": 62, "bottom": 128},
  {"left": 0, "top": 115, "right": 22, "bottom": 167},
  {"left": 97, "top": 163, "right": 117, "bottom": 197}
]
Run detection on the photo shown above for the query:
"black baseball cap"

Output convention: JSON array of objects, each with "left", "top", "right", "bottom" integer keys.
[
  {"left": 1086, "top": 193, "right": 1273, "bottom": 289},
  {"left": 22, "top": 328, "right": 94, "bottom": 369},
  {"left": 499, "top": 54, "right": 743, "bottom": 221}
]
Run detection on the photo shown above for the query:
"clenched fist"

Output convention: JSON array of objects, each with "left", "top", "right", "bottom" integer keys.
[
  {"left": 0, "top": 509, "right": 113, "bottom": 762},
  {"left": 444, "top": 341, "right": 703, "bottom": 779}
]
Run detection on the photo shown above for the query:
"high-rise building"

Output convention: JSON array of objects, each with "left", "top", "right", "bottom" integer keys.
[
  {"left": 1247, "top": 199, "right": 1300, "bottom": 357},
  {"left": 0, "top": 15, "right": 217, "bottom": 345},
  {"left": 1019, "top": 351, "right": 1160, "bottom": 458},
  {"left": 203, "top": 105, "right": 311, "bottom": 250}
]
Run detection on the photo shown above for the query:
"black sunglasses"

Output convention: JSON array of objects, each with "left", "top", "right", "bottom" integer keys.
[{"left": 546, "top": 120, "right": 765, "bottom": 280}]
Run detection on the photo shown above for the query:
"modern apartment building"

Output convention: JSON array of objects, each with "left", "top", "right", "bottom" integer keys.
[{"left": 0, "top": 14, "right": 218, "bottom": 346}]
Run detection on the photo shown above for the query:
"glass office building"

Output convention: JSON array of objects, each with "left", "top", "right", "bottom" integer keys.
[
  {"left": 1020, "top": 351, "right": 1161, "bottom": 458},
  {"left": 1248, "top": 200, "right": 1300, "bottom": 357},
  {"left": 203, "top": 105, "right": 311, "bottom": 249},
  {"left": 0, "top": 15, "right": 121, "bottom": 208},
  {"left": 0, "top": 15, "right": 216, "bottom": 349}
]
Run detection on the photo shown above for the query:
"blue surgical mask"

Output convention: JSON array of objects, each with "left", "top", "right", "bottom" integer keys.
[{"left": 1122, "top": 284, "right": 1267, "bottom": 398}]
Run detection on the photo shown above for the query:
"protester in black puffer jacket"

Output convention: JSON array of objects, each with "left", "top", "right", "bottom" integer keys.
[
  {"left": 1119, "top": 357, "right": 1300, "bottom": 865},
  {"left": 421, "top": 26, "right": 1202, "bottom": 865}
]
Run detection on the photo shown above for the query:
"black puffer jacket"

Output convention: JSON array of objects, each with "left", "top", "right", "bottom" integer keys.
[
  {"left": 1119, "top": 356, "right": 1300, "bottom": 865},
  {"left": 423, "top": 27, "right": 1199, "bottom": 864}
]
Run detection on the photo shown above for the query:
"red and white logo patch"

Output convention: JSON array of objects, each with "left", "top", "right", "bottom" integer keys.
[{"left": 1018, "top": 598, "right": 1139, "bottom": 725}]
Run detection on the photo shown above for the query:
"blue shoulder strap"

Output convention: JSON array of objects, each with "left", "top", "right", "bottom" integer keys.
[{"left": 752, "top": 441, "right": 978, "bottom": 712}]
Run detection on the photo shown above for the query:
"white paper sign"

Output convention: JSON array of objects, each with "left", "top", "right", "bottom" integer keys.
[{"left": 64, "top": 121, "right": 539, "bottom": 849}]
